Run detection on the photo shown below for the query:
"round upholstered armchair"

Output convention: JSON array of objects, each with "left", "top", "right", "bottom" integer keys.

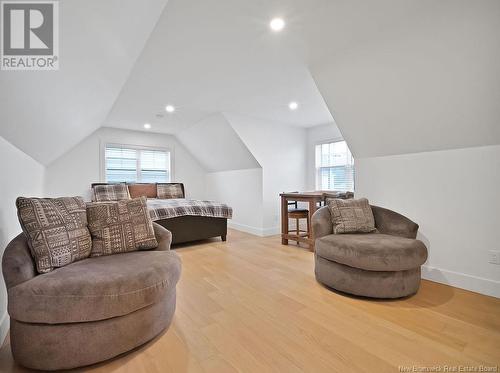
[
  {"left": 312, "top": 205, "right": 428, "bottom": 298},
  {"left": 2, "top": 223, "right": 181, "bottom": 371}
]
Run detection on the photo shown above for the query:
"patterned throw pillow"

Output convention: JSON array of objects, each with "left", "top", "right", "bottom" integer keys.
[
  {"left": 16, "top": 197, "right": 92, "bottom": 274},
  {"left": 157, "top": 183, "right": 184, "bottom": 199},
  {"left": 327, "top": 197, "right": 376, "bottom": 234},
  {"left": 86, "top": 196, "right": 158, "bottom": 257},
  {"left": 93, "top": 183, "right": 130, "bottom": 202}
]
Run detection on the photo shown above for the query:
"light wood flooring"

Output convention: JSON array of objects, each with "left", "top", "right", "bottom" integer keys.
[{"left": 1, "top": 229, "right": 499, "bottom": 372}]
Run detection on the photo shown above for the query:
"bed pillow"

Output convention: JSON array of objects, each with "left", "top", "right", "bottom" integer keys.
[
  {"left": 16, "top": 196, "right": 92, "bottom": 274},
  {"left": 128, "top": 183, "right": 157, "bottom": 199},
  {"left": 157, "top": 183, "right": 184, "bottom": 199},
  {"left": 327, "top": 197, "right": 376, "bottom": 234},
  {"left": 93, "top": 183, "right": 130, "bottom": 202},
  {"left": 86, "top": 196, "right": 158, "bottom": 257}
]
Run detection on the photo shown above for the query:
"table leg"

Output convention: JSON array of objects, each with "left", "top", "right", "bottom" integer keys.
[
  {"left": 281, "top": 196, "right": 289, "bottom": 245},
  {"left": 308, "top": 200, "right": 318, "bottom": 251}
]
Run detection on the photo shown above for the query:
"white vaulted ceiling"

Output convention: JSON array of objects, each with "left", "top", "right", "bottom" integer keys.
[
  {"left": 308, "top": 0, "right": 500, "bottom": 158},
  {"left": 1, "top": 0, "right": 499, "bottom": 165},
  {"left": 104, "top": 0, "right": 334, "bottom": 134},
  {"left": 176, "top": 113, "right": 260, "bottom": 172},
  {"left": 0, "top": 0, "right": 168, "bottom": 165}
]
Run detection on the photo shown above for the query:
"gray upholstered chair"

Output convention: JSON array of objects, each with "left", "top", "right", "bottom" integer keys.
[
  {"left": 312, "top": 205, "right": 428, "bottom": 298},
  {"left": 2, "top": 223, "right": 181, "bottom": 371}
]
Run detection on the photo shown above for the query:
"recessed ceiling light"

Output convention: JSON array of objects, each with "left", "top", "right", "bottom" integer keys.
[
  {"left": 288, "top": 101, "right": 298, "bottom": 110},
  {"left": 165, "top": 105, "right": 175, "bottom": 113},
  {"left": 144, "top": 123, "right": 151, "bottom": 129},
  {"left": 270, "top": 18, "right": 285, "bottom": 32}
]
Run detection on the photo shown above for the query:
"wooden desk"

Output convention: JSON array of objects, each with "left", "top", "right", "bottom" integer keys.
[
  {"left": 280, "top": 191, "right": 353, "bottom": 251},
  {"left": 280, "top": 191, "right": 325, "bottom": 251}
]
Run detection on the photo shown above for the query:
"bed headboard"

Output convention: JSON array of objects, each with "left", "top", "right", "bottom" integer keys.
[{"left": 90, "top": 182, "right": 185, "bottom": 200}]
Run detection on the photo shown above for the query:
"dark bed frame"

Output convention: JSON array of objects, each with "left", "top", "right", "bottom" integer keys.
[
  {"left": 91, "top": 182, "right": 228, "bottom": 245},
  {"left": 156, "top": 215, "right": 227, "bottom": 244}
]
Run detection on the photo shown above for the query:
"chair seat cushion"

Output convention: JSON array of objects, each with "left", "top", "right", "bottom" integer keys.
[
  {"left": 288, "top": 208, "right": 309, "bottom": 213},
  {"left": 315, "top": 233, "right": 427, "bottom": 271},
  {"left": 8, "top": 251, "right": 181, "bottom": 324}
]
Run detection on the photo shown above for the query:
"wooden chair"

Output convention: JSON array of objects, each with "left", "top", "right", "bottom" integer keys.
[{"left": 286, "top": 193, "right": 310, "bottom": 245}]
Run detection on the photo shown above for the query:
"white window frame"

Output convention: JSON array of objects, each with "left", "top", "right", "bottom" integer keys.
[
  {"left": 314, "top": 138, "right": 355, "bottom": 192},
  {"left": 100, "top": 142, "right": 174, "bottom": 183}
]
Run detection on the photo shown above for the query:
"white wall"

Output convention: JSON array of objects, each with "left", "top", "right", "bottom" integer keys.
[
  {"left": 0, "top": 136, "right": 45, "bottom": 344},
  {"left": 205, "top": 168, "right": 264, "bottom": 235},
  {"left": 356, "top": 145, "right": 500, "bottom": 298},
  {"left": 225, "top": 113, "right": 307, "bottom": 234},
  {"left": 305, "top": 123, "right": 343, "bottom": 190},
  {"left": 45, "top": 127, "right": 207, "bottom": 200}
]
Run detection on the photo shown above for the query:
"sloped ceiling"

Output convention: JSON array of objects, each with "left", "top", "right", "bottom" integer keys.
[
  {"left": 103, "top": 0, "right": 334, "bottom": 134},
  {"left": 176, "top": 113, "right": 260, "bottom": 172},
  {"left": 0, "top": 0, "right": 168, "bottom": 165},
  {"left": 1, "top": 0, "right": 498, "bottom": 166},
  {"left": 308, "top": 0, "right": 500, "bottom": 157}
]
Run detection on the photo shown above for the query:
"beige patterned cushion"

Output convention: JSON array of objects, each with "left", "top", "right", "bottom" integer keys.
[
  {"left": 327, "top": 198, "right": 376, "bottom": 234},
  {"left": 16, "top": 197, "right": 92, "bottom": 274},
  {"left": 157, "top": 183, "right": 184, "bottom": 199},
  {"left": 93, "top": 184, "right": 130, "bottom": 202},
  {"left": 86, "top": 197, "right": 158, "bottom": 257}
]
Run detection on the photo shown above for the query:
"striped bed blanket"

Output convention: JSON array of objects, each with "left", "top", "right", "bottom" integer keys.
[{"left": 147, "top": 198, "right": 233, "bottom": 221}]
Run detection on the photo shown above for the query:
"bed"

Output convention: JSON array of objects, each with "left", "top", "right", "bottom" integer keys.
[
  {"left": 90, "top": 183, "right": 233, "bottom": 245},
  {"left": 147, "top": 198, "right": 232, "bottom": 244}
]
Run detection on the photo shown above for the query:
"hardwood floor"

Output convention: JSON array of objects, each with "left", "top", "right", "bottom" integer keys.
[{"left": 1, "top": 229, "right": 499, "bottom": 372}]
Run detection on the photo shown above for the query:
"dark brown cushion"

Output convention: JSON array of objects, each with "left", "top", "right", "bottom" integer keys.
[
  {"left": 86, "top": 197, "right": 157, "bottom": 257},
  {"left": 327, "top": 197, "right": 376, "bottom": 234},
  {"left": 92, "top": 184, "right": 130, "bottom": 202},
  {"left": 7, "top": 250, "right": 181, "bottom": 323},
  {"left": 16, "top": 197, "right": 92, "bottom": 274},
  {"left": 157, "top": 183, "right": 184, "bottom": 199},
  {"left": 315, "top": 233, "right": 428, "bottom": 271},
  {"left": 128, "top": 183, "right": 157, "bottom": 199}
]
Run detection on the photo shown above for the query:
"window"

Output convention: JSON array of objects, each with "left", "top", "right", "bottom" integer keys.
[
  {"left": 315, "top": 140, "right": 354, "bottom": 191},
  {"left": 105, "top": 145, "right": 171, "bottom": 183}
]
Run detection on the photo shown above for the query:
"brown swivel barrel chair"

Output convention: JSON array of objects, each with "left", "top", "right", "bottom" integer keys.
[
  {"left": 2, "top": 223, "right": 181, "bottom": 371},
  {"left": 312, "top": 205, "right": 428, "bottom": 298}
]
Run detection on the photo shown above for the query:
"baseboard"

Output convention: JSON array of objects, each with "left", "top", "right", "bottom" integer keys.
[
  {"left": 228, "top": 221, "right": 263, "bottom": 236},
  {"left": 0, "top": 311, "right": 9, "bottom": 346},
  {"left": 228, "top": 222, "right": 280, "bottom": 237},
  {"left": 261, "top": 226, "right": 280, "bottom": 236},
  {"left": 422, "top": 265, "right": 500, "bottom": 298}
]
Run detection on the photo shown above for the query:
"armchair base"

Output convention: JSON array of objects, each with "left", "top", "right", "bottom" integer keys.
[
  {"left": 10, "top": 289, "right": 176, "bottom": 371},
  {"left": 315, "top": 255, "right": 421, "bottom": 298}
]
